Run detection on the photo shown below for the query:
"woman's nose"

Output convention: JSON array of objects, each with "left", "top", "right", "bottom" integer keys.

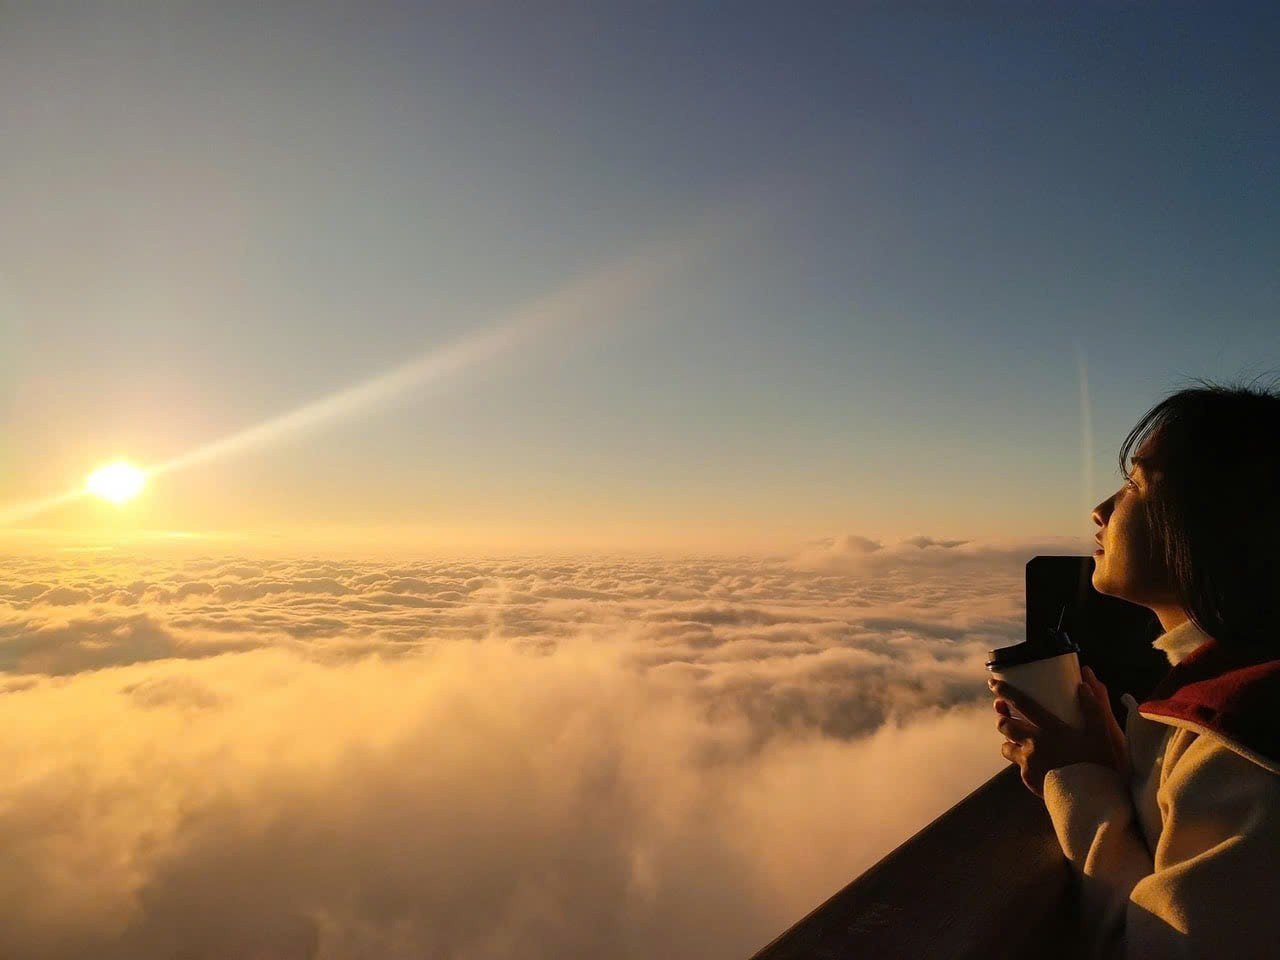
[{"left": 1091, "top": 499, "right": 1112, "bottom": 527}]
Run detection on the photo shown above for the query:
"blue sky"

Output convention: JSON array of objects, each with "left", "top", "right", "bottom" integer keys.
[{"left": 1, "top": 3, "right": 1277, "bottom": 553}]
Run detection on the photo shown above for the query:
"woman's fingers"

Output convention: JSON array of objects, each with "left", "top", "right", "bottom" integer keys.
[
  {"left": 1083, "top": 668, "right": 1112, "bottom": 708},
  {"left": 1078, "top": 681, "right": 1104, "bottom": 717},
  {"left": 1083, "top": 668, "right": 1122, "bottom": 723},
  {"left": 1083, "top": 666, "right": 1110, "bottom": 700},
  {"left": 1081, "top": 667, "right": 1120, "bottom": 727},
  {"left": 1079, "top": 666, "right": 1130, "bottom": 771},
  {"left": 995, "top": 710, "right": 1037, "bottom": 742},
  {"left": 989, "top": 681, "right": 1057, "bottom": 730}
]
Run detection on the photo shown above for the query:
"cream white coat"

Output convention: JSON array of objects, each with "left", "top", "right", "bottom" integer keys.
[{"left": 1043, "top": 620, "right": 1280, "bottom": 958}]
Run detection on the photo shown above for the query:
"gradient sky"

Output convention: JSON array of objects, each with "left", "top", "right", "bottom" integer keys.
[{"left": 2, "top": 3, "right": 1277, "bottom": 554}]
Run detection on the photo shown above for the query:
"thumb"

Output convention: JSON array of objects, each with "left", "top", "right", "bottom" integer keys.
[
  {"left": 1079, "top": 682, "right": 1127, "bottom": 771},
  {"left": 1078, "top": 681, "right": 1103, "bottom": 718}
]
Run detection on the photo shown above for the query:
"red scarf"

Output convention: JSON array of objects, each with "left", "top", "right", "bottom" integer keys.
[{"left": 1139, "top": 636, "right": 1280, "bottom": 774}]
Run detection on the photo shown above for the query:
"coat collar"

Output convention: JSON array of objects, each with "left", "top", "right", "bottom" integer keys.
[
  {"left": 1138, "top": 621, "right": 1280, "bottom": 775},
  {"left": 1150, "top": 618, "right": 1211, "bottom": 666}
]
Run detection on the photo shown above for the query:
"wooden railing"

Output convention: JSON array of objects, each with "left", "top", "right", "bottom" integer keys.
[{"left": 748, "top": 763, "right": 1079, "bottom": 959}]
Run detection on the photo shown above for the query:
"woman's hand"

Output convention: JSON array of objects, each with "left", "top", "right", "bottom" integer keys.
[{"left": 990, "top": 665, "right": 1128, "bottom": 798}]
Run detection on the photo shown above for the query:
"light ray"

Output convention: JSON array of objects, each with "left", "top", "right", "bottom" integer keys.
[
  {"left": 0, "top": 488, "right": 87, "bottom": 527},
  {"left": 151, "top": 231, "right": 686, "bottom": 478},
  {"left": 1074, "top": 339, "right": 1094, "bottom": 519},
  {"left": 0, "top": 205, "right": 750, "bottom": 528}
]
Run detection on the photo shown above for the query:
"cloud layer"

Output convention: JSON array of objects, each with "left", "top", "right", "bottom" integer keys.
[{"left": 0, "top": 538, "right": 1072, "bottom": 958}]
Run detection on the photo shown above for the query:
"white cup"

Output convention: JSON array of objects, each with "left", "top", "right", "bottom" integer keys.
[{"left": 988, "top": 650, "right": 1084, "bottom": 731}]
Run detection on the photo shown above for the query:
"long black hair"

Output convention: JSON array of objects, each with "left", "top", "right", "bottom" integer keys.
[{"left": 1118, "top": 374, "right": 1280, "bottom": 651}]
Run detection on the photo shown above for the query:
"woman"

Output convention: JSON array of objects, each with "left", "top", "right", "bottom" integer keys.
[{"left": 989, "top": 377, "right": 1280, "bottom": 959}]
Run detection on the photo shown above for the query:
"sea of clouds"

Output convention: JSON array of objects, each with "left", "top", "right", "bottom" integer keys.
[{"left": 0, "top": 534, "right": 1090, "bottom": 959}]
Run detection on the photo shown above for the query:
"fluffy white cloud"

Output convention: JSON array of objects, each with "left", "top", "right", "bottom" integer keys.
[
  {"left": 0, "top": 538, "right": 1059, "bottom": 958},
  {"left": 793, "top": 532, "right": 1095, "bottom": 574}
]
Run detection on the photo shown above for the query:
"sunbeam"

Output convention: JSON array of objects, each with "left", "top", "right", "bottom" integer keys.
[
  {"left": 0, "top": 488, "right": 89, "bottom": 527},
  {"left": 0, "top": 206, "right": 749, "bottom": 528},
  {"left": 1074, "top": 339, "right": 1094, "bottom": 518}
]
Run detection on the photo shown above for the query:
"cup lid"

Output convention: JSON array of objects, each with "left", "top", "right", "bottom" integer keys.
[{"left": 987, "top": 605, "right": 1079, "bottom": 669}]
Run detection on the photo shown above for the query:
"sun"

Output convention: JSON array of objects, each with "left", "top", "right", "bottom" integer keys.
[{"left": 85, "top": 460, "right": 147, "bottom": 505}]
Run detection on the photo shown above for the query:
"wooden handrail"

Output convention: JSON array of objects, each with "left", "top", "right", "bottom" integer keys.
[{"left": 748, "top": 763, "right": 1079, "bottom": 959}]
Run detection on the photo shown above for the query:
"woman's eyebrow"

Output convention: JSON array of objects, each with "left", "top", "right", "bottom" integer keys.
[{"left": 1124, "top": 456, "right": 1150, "bottom": 480}]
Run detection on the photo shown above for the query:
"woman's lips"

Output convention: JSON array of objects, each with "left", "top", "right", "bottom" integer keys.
[{"left": 1093, "top": 548, "right": 1104, "bottom": 556}]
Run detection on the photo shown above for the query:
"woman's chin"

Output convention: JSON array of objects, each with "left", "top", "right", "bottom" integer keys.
[{"left": 1090, "top": 563, "right": 1116, "bottom": 598}]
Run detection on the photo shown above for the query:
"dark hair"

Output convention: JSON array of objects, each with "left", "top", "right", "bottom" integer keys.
[{"left": 1118, "top": 373, "right": 1280, "bottom": 650}]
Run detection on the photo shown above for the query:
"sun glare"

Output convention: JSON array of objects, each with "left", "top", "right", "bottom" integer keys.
[{"left": 85, "top": 461, "right": 146, "bottom": 505}]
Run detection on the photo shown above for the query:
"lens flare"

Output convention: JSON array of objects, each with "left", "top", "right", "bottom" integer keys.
[
  {"left": 1074, "top": 339, "right": 1095, "bottom": 520},
  {"left": 0, "top": 201, "right": 755, "bottom": 528},
  {"left": 85, "top": 461, "right": 146, "bottom": 505}
]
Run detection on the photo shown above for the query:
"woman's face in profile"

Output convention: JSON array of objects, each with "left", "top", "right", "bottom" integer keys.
[{"left": 1091, "top": 443, "right": 1175, "bottom": 609}]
